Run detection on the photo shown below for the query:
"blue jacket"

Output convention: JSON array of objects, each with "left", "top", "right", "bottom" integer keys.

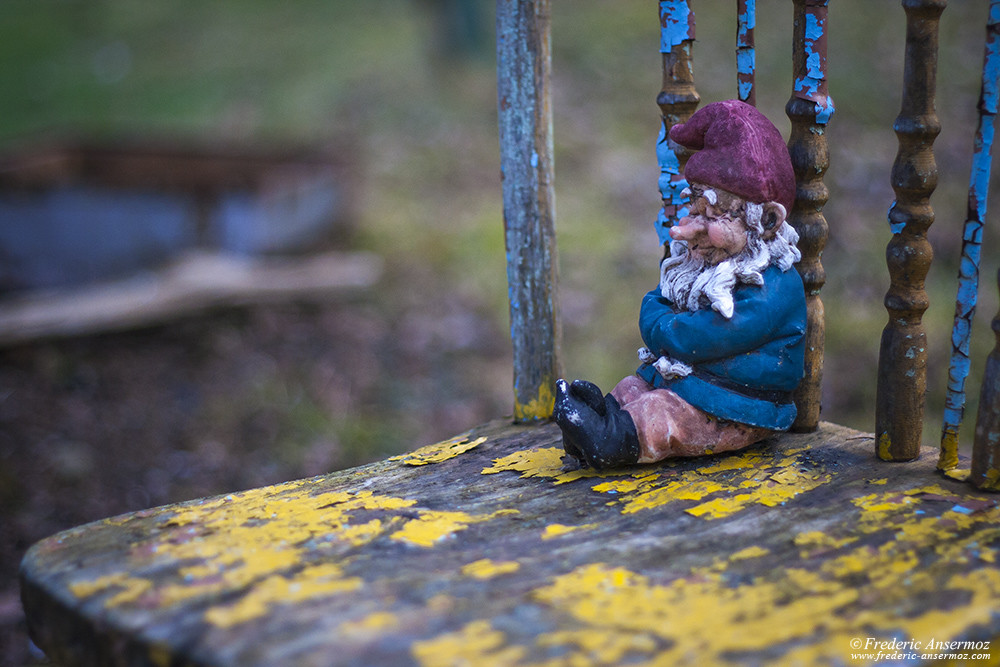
[{"left": 635, "top": 265, "right": 807, "bottom": 429}]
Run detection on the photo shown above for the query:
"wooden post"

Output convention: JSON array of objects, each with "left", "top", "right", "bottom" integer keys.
[
  {"left": 496, "top": 0, "right": 561, "bottom": 422},
  {"left": 737, "top": 0, "right": 756, "bottom": 107},
  {"left": 939, "top": 1, "right": 1000, "bottom": 471},
  {"left": 970, "top": 270, "right": 1000, "bottom": 491},
  {"left": 655, "top": 0, "right": 699, "bottom": 245},
  {"left": 785, "top": 0, "right": 833, "bottom": 432},
  {"left": 875, "top": 0, "right": 945, "bottom": 461}
]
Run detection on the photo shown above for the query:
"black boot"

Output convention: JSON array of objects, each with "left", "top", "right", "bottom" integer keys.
[{"left": 553, "top": 379, "right": 641, "bottom": 470}]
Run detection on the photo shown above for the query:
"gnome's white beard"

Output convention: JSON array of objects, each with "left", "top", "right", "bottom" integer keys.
[{"left": 660, "top": 221, "right": 801, "bottom": 319}]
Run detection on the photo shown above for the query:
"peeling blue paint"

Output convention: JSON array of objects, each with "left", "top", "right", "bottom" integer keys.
[
  {"left": 941, "top": 0, "right": 1000, "bottom": 445},
  {"left": 793, "top": 6, "right": 834, "bottom": 125},
  {"left": 659, "top": 0, "right": 694, "bottom": 54},
  {"left": 656, "top": 118, "right": 689, "bottom": 245},
  {"left": 736, "top": 1, "right": 755, "bottom": 104},
  {"left": 887, "top": 201, "right": 905, "bottom": 234}
]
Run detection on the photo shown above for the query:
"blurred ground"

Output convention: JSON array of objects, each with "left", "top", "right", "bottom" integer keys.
[{"left": 2, "top": 2, "right": 999, "bottom": 664}]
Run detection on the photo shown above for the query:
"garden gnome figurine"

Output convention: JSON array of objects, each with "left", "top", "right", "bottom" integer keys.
[{"left": 554, "top": 100, "right": 807, "bottom": 469}]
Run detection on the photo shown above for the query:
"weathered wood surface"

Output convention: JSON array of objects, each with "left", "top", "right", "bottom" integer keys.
[
  {"left": 876, "top": 0, "right": 946, "bottom": 461},
  {"left": 21, "top": 420, "right": 1000, "bottom": 666},
  {"left": 496, "top": 0, "right": 561, "bottom": 422}
]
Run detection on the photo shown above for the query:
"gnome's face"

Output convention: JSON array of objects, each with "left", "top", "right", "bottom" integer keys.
[{"left": 669, "top": 184, "right": 750, "bottom": 266}]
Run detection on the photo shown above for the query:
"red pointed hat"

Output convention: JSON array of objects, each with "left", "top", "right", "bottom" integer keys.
[{"left": 669, "top": 99, "right": 795, "bottom": 213}]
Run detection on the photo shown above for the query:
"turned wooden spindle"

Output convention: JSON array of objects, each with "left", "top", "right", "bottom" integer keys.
[
  {"left": 656, "top": 0, "right": 699, "bottom": 240},
  {"left": 785, "top": 0, "right": 833, "bottom": 432},
  {"left": 970, "top": 271, "right": 1000, "bottom": 491},
  {"left": 875, "top": 0, "right": 946, "bottom": 461}
]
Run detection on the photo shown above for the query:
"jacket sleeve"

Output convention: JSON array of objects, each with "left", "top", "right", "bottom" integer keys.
[{"left": 639, "top": 272, "right": 800, "bottom": 364}]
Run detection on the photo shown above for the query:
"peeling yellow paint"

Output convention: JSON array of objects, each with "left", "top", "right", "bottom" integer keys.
[
  {"left": 877, "top": 432, "right": 892, "bottom": 460},
  {"left": 391, "top": 509, "right": 517, "bottom": 548},
  {"left": 339, "top": 611, "right": 399, "bottom": 635},
  {"left": 536, "top": 628, "right": 658, "bottom": 664},
  {"left": 204, "top": 564, "right": 362, "bottom": 628},
  {"left": 411, "top": 620, "right": 527, "bottom": 667},
  {"left": 540, "top": 523, "right": 598, "bottom": 540},
  {"left": 729, "top": 545, "right": 769, "bottom": 561},
  {"left": 793, "top": 530, "right": 858, "bottom": 558},
  {"left": 944, "top": 468, "right": 972, "bottom": 482},
  {"left": 394, "top": 435, "right": 487, "bottom": 466},
  {"left": 514, "top": 380, "right": 556, "bottom": 422},
  {"left": 480, "top": 446, "right": 620, "bottom": 485},
  {"left": 63, "top": 481, "right": 520, "bottom": 627},
  {"left": 978, "top": 467, "right": 1000, "bottom": 491},
  {"left": 484, "top": 444, "right": 833, "bottom": 522},
  {"left": 461, "top": 559, "right": 521, "bottom": 579},
  {"left": 405, "top": 476, "right": 1000, "bottom": 665},
  {"left": 938, "top": 429, "right": 961, "bottom": 471}
]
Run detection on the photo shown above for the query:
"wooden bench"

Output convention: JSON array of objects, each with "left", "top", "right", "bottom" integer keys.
[
  {"left": 20, "top": 1, "right": 1000, "bottom": 664},
  {"left": 20, "top": 422, "right": 1000, "bottom": 665}
]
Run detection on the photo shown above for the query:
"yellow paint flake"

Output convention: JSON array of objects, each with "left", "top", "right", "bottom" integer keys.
[
  {"left": 793, "top": 530, "right": 858, "bottom": 558},
  {"left": 461, "top": 559, "right": 521, "bottom": 579},
  {"left": 395, "top": 435, "right": 487, "bottom": 466},
  {"left": 866, "top": 478, "right": 888, "bottom": 485},
  {"left": 684, "top": 465, "right": 829, "bottom": 519},
  {"left": 480, "top": 446, "right": 618, "bottom": 484},
  {"left": 204, "top": 564, "right": 362, "bottom": 628},
  {"left": 411, "top": 620, "right": 527, "bottom": 667},
  {"left": 877, "top": 432, "right": 892, "bottom": 460},
  {"left": 536, "top": 628, "right": 658, "bottom": 664},
  {"left": 514, "top": 379, "right": 556, "bottom": 422},
  {"left": 938, "top": 429, "right": 961, "bottom": 471},
  {"left": 729, "top": 545, "right": 770, "bottom": 561},
  {"left": 540, "top": 523, "right": 598, "bottom": 540},
  {"left": 978, "top": 466, "right": 1000, "bottom": 491},
  {"left": 944, "top": 468, "right": 971, "bottom": 482},
  {"left": 390, "top": 509, "right": 516, "bottom": 548},
  {"left": 339, "top": 611, "right": 399, "bottom": 635}
]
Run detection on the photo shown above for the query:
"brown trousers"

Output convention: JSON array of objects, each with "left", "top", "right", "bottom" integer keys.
[{"left": 610, "top": 375, "right": 773, "bottom": 463}]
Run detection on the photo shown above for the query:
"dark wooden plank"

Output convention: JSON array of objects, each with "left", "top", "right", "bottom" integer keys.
[
  {"left": 496, "top": 0, "right": 561, "bottom": 422},
  {"left": 21, "top": 421, "right": 1000, "bottom": 666}
]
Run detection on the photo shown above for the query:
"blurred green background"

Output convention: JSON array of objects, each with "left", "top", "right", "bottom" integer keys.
[{"left": 1, "top": 1, "right": 999, "bottom": 664}]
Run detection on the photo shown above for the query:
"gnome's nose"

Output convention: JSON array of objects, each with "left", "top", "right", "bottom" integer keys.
[{"left": 669, "top": 216, "right": 705, "bottom": 241}]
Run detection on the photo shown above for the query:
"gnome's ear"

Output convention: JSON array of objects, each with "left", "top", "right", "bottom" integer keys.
[{"left": 760, "top": 201, "right": 787, "bottom": 239}]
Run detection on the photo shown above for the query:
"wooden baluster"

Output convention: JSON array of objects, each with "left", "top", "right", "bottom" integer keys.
[
  {"left": 737, "top": 0, "right": 756, "bottom": 106},
  {"left": 971, "top": 271, "right": 1000, "bottom": 491},
  {"left": 939, "top": 1, "right": 1000, "bottom": 471},
  {"left": 656, "top": 0, "right": 699, "bottom": 245},
  {"left": 875, "top": 0, "right": 945, "bottom": 461},
  {"left": 496, "top": 0, "right": 562, "bottom": 422},
  {"left": 785, "top": 0, "right": 833, "bottom": 432}
]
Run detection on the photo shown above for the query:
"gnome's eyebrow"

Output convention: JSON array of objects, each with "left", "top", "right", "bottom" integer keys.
[{"left": 685, "top": 185, "right": 713, "bottom": 203}]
